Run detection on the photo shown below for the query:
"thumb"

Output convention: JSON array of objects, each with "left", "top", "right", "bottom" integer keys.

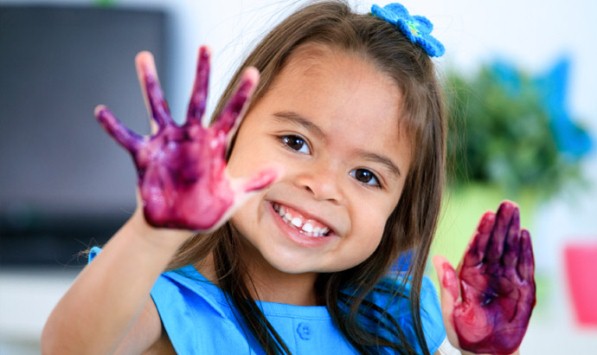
[
  {"left": 432, "top": 255, "right": 461, "bottom": 350},
  {"left": 239, "top": 167, "right": 279, "bottom": 194},
  {"left": 227, "top": 166, "right": 280, "bottom": 214}
]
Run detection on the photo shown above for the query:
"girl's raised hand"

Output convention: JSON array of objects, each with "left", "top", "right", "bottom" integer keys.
[
  {"left": 433, "top": 201, "right": 536, "bottom": 355},
  {"left": 95, "top": 46, "right": 277, "bottom": 231}
]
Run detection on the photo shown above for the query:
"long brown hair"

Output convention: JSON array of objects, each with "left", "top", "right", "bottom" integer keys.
[{"left": 169, "top": 1, "right": 445, "bottom": 354}]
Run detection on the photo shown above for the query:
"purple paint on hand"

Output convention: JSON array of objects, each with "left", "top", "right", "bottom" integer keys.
[
  {"left": 95, "top": 47, "right": 276, "bottom": 231},
  {"left": 442, "top": 201, "right": 536, "bottom": 355}
]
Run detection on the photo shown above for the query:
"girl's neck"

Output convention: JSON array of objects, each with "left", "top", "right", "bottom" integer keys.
[
  {"left": 195, "top": 251, "right": 320, "bottom": 306},
  {"left": 245, "top": 256, "right": 320, "bottom": 306}
]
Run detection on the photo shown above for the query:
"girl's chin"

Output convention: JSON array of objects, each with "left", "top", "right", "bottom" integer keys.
[{"left": 256, "top": 244, "right": 358, "bottom": 276}]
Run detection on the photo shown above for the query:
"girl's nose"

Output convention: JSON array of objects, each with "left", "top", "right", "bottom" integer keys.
[{"left": 295, "top": 163, "right": 344, "bottom": 203}]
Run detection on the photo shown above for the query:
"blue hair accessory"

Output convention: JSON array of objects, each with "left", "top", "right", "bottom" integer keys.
[{"left": 371, "top": 3, "right": 445, "bottom": 57}]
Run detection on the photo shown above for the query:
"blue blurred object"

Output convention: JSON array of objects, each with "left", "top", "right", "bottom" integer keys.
[
  {"left": 534, "top": 57, "right": 593, "bottom": 160},
  {"left": 491, "top": 60, "right": 523, "bottom": 97},
  {"left": 491, "top": 58, "right": 593, "bottom": 161}
]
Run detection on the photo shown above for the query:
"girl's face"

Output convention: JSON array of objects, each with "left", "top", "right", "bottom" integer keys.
[{"left": 228, "top": 44, "right": 411, "bottom": 276}]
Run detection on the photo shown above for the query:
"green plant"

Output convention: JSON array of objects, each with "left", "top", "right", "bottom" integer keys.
[{"left": 444, "top": 62, "right": 587, "bottom": 199}]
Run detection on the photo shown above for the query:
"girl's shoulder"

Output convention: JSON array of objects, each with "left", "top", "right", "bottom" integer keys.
[
  {"left": 152, "top": 264, "right": 232, "bottom": 318},
  {"left": 150, "top": 265, "right": 260, "bottom": 353}
]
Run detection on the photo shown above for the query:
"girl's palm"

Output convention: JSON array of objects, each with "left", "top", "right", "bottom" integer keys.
[
  {"left": 95, "top": 47, "right": 276, "bottom": 231},
  {"left": 434, "top": 201, "right": 536, "bottom": 355}
]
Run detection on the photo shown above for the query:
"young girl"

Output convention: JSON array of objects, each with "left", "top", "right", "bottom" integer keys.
[{"left": 42, "top": 2, "right": 535, "bottom": 354}]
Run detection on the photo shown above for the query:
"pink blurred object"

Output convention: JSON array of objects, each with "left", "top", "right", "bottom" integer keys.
[{"left": 564, "top": 242, "right": 597, "bottom": 327}]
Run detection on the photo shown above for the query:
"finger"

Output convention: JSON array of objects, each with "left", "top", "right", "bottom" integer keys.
[
  {"left": 230, "top": 166, "right": 280, "bottom": 197},
  {"left": 226, "top": 167, "right": 280, "bottom": 217},
  {"left": 186, "top": 46, "right": 210, "bottom": 124},
  {"left": 432, "top": 255, "right": 461, "bottom": 348},
  {"left": 462, "top": 211, "right": 495, "bottom": 267},
  {"left": 517, "top": 229, "right": 535, "bottom": 282},
  {"left": 486, "top": 201, "right": 517, "bottom": 263},
  {"left": 502, "top": 206, "right": 521, "bottom": 269},
  {"left": 197, "top": 167, "right": 279, "bottom": 234},
  {"left": 212, "top": 67, "right": 259, "bottom": 136},
  {"left": 135, "top": 51, "right": 174, "bottom": 132},
  {"left": 243, "top": 169, "right": 279, "bottom": 193},
  {"left": 95, "top": 105, "right": 143, "bottom": 152}
]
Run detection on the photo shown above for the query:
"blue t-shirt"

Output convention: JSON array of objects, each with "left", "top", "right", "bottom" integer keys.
[
  {"left": 88, "top": 247, "right": 446, "bottom": 353},
  {"left": 150, "top": 265, "right": 446, "bottom": 354}
]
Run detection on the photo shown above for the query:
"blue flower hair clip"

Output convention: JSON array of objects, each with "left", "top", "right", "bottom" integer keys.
[{"left": 371, "top": 3, "right": 445, "bottom": 57}]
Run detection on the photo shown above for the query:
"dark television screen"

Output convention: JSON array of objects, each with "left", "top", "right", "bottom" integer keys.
[{"left": 0, "top": 5, "right": 170, "bottom": 266}]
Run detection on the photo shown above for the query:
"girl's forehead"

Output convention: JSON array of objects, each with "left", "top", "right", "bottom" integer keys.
[
  {"left": 285, "top": 43, "right": 334, "bottom": 67},
  {"left": 250, "top": 43, "right": 412, "bottom": 174},
  {"left": 275, "top": 43, "right": 402, "bottom": 101},
  {"left": 283, "top": 44, "right": 372, "bottom": 76}
]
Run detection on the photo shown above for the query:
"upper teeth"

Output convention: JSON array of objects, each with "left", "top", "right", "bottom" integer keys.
[{"left": 274, "top": 203, "right": 330, "bottom": 237}]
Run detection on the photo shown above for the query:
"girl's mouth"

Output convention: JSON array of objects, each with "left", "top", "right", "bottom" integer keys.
[{"left": 272, "top": 202, "right": 331, "bottom": 237}]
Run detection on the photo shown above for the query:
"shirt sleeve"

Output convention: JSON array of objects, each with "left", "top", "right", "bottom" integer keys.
[
  {"left": 370, "top": 274, "right": 448, "bottom": 354},
  {"left": 418, "top": 276, "right": 448, "bottom": 353},
  {"left": 364, "top": 274, "right": 448, "bottom": 353}
]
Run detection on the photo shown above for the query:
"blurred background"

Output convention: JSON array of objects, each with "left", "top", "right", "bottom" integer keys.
[{"left": 1, "top": 0, "right": 595, "bottom": 353}]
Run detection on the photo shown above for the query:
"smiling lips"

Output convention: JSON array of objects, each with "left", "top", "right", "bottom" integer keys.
[{"left": 272, "top": 203, "right": 331, "bottom": 237}]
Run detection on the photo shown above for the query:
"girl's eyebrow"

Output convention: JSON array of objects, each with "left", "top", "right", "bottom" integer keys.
[
  {"left": 272, "top": 111, "right": 402, "bottom": 178},
  {"left": 273, "top": 111, "right": 325, "bottom": 139},
  {"left": 358, "top": 150, "right": 402, "bottom": 178}
]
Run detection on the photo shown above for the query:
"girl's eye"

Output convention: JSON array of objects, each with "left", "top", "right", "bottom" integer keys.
[
  {"left": 350, "top": 168, "right": 381, "bottom": 188},
  {"left": 281, "top": 135, "right": 310, "bottom": 154}
]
